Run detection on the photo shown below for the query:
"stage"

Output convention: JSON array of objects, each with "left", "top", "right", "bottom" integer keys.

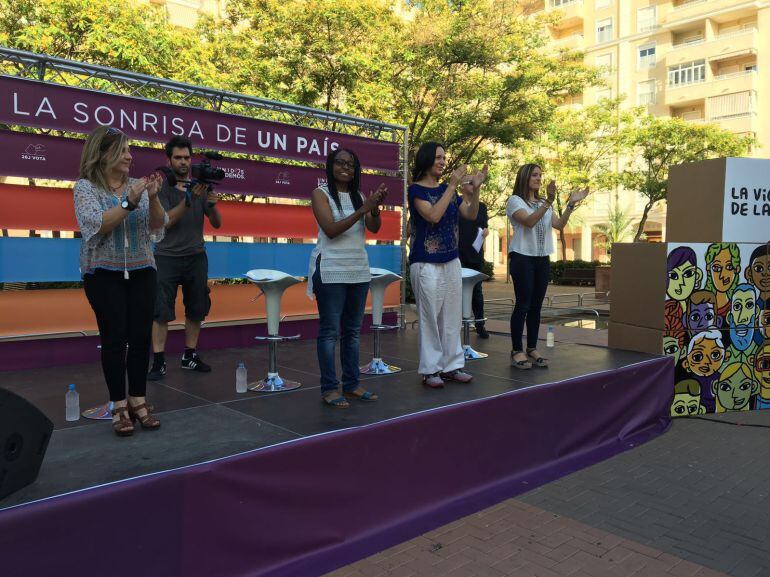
[{"left": 0, "top": 328, "right": 673, "bottom": 577}]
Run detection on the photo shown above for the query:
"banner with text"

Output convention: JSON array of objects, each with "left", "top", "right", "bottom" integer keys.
[
  {"left": 0, "top": 130, "right": 404, "bottom": 204},
  {"left": 0, "top": 76, "right": 401, "bottom": 171}
]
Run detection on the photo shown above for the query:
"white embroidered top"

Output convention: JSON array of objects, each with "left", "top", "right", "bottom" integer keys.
[{"left": 307, "top": 185, "right": 371, "bottom": 296}]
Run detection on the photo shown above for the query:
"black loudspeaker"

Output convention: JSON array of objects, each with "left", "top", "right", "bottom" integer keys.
[{"left": 0, "top": 388, "right": 53, "bottom": 500}]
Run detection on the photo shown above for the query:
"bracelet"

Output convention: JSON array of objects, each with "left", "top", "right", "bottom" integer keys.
[{"left": 567, "top": 202, "right": 576, "bottom": 211}]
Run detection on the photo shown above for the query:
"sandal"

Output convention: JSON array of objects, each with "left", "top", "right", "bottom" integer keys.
[
  {"left": 128, "top": 402, "right": 161, "bottom": 430},
  {"left": 510, "top": 351, "right": 532, "bottom": 370},
  {"left": 111, "top": 405, "right": 134, "bottom": 437},
  {"left": 322, "top": 392, "right": 350, "bottom": 409},
  {"left": 344, "top": 388, "right": 379, "bottom": 402},
  {"left": 526, "top": 348, "right": 549, "bottom": 368}
]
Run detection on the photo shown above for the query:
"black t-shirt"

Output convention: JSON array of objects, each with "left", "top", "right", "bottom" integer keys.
[{"left": 458, "top": 202, "right": 489, "bottom": 267}]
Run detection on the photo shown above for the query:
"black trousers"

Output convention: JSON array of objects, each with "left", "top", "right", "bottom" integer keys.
[
  {"left": 508, "top": 251, "right": 550, "bottom": 351},
  {"left": 83, "top": 268, "right": 157, "bottom": 401},
  {"left": 461, "top": 260, "right": 486, "bottom": 327}
]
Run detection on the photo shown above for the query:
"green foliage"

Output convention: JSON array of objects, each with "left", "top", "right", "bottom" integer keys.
[
  {"left": 617, "top": 116, "right": 754, "bottom": 241},
  {"left": 549, "top": 259, "right": 600, "bottom": 285},
  {"left": 593, "top": 204, "right": 636, "bottom": 261},
  {"left": 0, "top": 0, "right": 193, "bottom": 77}
]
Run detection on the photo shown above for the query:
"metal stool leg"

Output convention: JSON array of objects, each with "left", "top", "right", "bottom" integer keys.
[
  {"left": 249, "top": 336, "right": 302, "bottom": 392},
  {"left": 360, "top": 326, "right": 401, "bottom": 374},
  {"left": 462, "top": 319, "right": 488, "bottom": 360}
]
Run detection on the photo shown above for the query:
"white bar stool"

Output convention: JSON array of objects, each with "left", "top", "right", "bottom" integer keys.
[
  {"left": 461, "top": 267, "right": 489, "bottom": 360},
  {"left": 360, "top": 267, "right": 402, "bottom": 375},
  {"left": 245, "top": 269, "right": 302, "bottom": 392}
]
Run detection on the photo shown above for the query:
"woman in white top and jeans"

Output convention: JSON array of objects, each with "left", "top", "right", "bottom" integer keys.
[
  {"left": 309, "top": 148, "right": 387, "bottom": 408},
  {"left": 506, "top": 164, "right": 588, "bottom": 369}
]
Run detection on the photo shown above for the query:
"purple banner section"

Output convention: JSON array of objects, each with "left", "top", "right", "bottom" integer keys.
[
  {"left": 0, "top": 76, "right": 401, "bottom": 171},
  {"left": 0, "top": 130, "right": 404, "bottom": 202},
  {"left": 0, "top": 313, "right": 397, "bottom": 372},
  {"left": 0, "top": 357, "right": 673, "bottom": 577}
]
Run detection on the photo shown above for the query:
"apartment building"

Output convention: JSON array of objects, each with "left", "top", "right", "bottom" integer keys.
[
  {"left": 527, "top": 0, "right": 766, "bottom": 260},
  {"left": 138, "top": 0, "right": 225, "bottom": 28}
]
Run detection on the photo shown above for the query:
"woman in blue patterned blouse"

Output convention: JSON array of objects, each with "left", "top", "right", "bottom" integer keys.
[{"left": 73, "top": 126, "right": 166, "bottom": 436}]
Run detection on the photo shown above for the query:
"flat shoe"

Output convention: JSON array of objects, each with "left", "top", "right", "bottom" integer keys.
[
  {"left": 322, "top": 394, "right": 350, "bottom": 409},
  {"left": 510, "top": 353, "right": 532, "bottom": 370},
  {"left": 526, "top": 349, "right": 549, "bottom": 368},
  {"left": 343, "top": 389, "right": 378, "bottom": 402}
]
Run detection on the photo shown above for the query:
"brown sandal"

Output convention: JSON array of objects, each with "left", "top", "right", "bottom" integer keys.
[
  {"left": 128, "top": 402, "right": 161, "bottom": 430},
  {"left": 111, "top": 405, "right": 134, "bottom": 437}
]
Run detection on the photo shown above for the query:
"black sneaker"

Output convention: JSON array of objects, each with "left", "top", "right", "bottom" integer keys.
[
  {"left": 181, "top": 352, "right": 212, "bottom": 372},
  {"left": 476, "top": 325, "right": 490, "bottom": 339},
  {"left": 147, "top": 362, "right": 167, "bottom": 381}
]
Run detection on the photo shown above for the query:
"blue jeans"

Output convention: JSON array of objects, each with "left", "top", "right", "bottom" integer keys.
[{"left": 313, "top": 263, "right": 370, "bottom": 394}]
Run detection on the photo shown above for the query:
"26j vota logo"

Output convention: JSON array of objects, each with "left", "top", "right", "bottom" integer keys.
[
  {"left": 275, "top": 171, "right": 291, "bottom": 185},
  {"left": 21, "top": 144, "right": 46, "bottom": 161}
]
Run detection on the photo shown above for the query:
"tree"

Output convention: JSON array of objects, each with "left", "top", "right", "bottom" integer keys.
[
  {"left": 0, "top": 0, "right": 192, "bottom": 78},
  {"left": 593, "top": 204, "right": 637, "bottom": 261},
  {"left": 618, "top": 116, "right": 754, "bottom": 242},
  {"left": 517, "top": 97, "right": 637, "bottom": 259},
  {"left": 392, "top": 0, "right": 599, "bottom": 167}
]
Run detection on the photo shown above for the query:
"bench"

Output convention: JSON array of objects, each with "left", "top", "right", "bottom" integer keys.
[{"left": 560, "top": 268, "right": 595, "bottom": 286}]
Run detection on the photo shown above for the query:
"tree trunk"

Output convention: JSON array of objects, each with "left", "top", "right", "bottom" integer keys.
[
  {"left": 633, "top": 202, "right": 653, "bottom": 242},
  {"left": 559, "top": 230, "right": 567, "bottom": 260}
]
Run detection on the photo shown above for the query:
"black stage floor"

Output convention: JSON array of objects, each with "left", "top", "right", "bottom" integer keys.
[{"left": 0, "top": 329, "right": 655, "bottom": 511}]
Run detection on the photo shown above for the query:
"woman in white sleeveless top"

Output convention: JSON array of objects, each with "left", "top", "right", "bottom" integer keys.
[{"left": 309, "top": 148, "right": 387, "bottom": 408}]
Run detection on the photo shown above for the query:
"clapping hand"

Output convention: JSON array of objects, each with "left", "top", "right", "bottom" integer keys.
[
  {"left": 546, "top": 180, "right": 557, "bottom": 204},
  {"left": 449, "top": 164, "right": 468, "bottom": 187},
  {"left": 363, "top": 188, "right": 384, "bottom": 213},
  {"left": 471, "top": 165, "right": 489, "bottom": 189},
  {"left": 569, "top": 186, "right": 589, "bottom": 205}
]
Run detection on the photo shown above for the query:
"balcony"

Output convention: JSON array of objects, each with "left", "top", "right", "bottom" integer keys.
[
  {"left": 547, "top": 0, "right": 584, "bottom": 29},
  {"left": 710, "top": 113, "right": 757, "bottom": 135},
  {"left": 552, "top": 33, "right": 585, "bottom": 51},
  {"left": 665, "top": 70, "right": 755, "bottom": 106},
  {"left": 666, "top": 0, "right": 756, "bottom": 27},
  {"left": 708, "top": 29, "right": 758, "bottom": 63}
]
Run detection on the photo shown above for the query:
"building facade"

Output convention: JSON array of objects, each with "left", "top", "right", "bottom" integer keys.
[{"left": 527, "top": 0, "right": 766, "bottom": 261}]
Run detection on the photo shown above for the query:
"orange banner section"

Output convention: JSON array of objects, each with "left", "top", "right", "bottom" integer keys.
[
  {"left": 0, "top": 282, "right": 401, "bottom": 338},
  {"left": 0, "top": 183, "right": 401, "bottom": 241}
]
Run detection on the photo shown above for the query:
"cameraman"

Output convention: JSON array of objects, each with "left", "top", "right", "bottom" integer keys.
[{"left": 148, "top": 136, "right": 222, "bottom": 380}]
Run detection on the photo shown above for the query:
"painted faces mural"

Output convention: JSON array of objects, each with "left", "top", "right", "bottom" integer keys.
[{"left": 666, "top": 243, "right": 770, "bottom": 416}]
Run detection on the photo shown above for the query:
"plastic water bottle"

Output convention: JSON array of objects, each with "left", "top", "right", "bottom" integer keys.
[
  {"left": 236, "top": 362, "right": 248, "bottom": 393},
  {"left": 65, "top": 384, "right": 80, "bottom": 422},
  {"left": 546, "top": 326, "right": 555, "bottom": 348}
]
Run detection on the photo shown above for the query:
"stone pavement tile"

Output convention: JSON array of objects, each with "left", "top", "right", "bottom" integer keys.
[{"left": 324, "top": 497, "right": 733, "bottom": 577}]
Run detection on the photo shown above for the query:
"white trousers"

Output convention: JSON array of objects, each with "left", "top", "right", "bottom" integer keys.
[{"left": 411, "top": 259, "right": 465, "bottom": 375}]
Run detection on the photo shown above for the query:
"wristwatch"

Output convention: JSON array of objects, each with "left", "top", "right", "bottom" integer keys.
[{"left": 121, "top": 198, "right": 137, "bottom": 211}]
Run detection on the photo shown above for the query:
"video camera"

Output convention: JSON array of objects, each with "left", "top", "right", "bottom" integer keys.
[{"left": 157, "top": 150, "right": 226, "bottom": 207}]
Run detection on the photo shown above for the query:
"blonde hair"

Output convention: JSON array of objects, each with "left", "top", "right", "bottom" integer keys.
[{"left": 79, "top": 126, "right": 128, "bottom": 192}]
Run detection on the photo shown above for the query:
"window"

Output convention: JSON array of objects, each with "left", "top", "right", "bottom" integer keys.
[
  {"left": 637, "top": 80, "right": 656, "bottom": 105},
  {"left": 595, "top": 53, "right": 612, "bottom": 77},
  {"left": 637, "top": 6, "right": 656, "bottom": 32},
  {"left": 745, "top": 64, "right": 758, "bottom": 72},
  {"left": 597, "top": 19, "right": 613, "bottom": 43},
  {"left": 595, "top": 0, "right": 610, "bottom": 8},
  {"left": 668, "top": 60, "right": 706, "bottom": 86},
  {"left": 638, "top": 44, "right": 656, "bottom": 68}
]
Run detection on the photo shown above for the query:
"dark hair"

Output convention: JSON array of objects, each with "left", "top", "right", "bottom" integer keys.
[
  {"left": 512, "top": 163, "right": 542, "bottom": 202},
  {"left": 411, "top": 142, "right": 444, "bottom": 183},
  {"left": 748, "top": 244, "right": 770, "bottom": 266},
  {"left": 325, "top": 148, "right": 362, "bottom": 212},
  {"left": 667, "top": 246, "right": 698, "bottom": 273},
  {"left": 165, "top": 135, "right": 193, "bottom": 158}
]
